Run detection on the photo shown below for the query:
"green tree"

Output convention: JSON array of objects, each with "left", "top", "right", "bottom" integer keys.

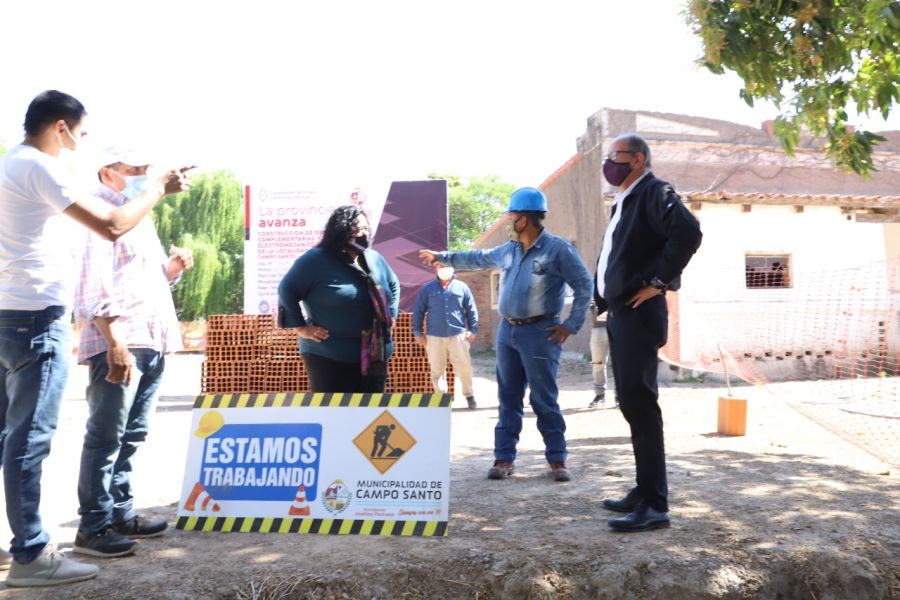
[
  {"left": 152, "top": 170, "right": 244, "bottom": 319},
  {"left": 686, "top": 0, "right": 899, "bottom": 175},
  {"left": 428, "top": 174, "right": 515, "bottom": 250}
]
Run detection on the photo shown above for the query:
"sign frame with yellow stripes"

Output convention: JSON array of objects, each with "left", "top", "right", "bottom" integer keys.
[{"left": 177, "top": 393, "right": 450, "bottom": 537}]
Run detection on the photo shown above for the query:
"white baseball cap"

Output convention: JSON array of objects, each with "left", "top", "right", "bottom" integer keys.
[{"left": 94, "top": 145, "right": 154, "bottom": 170}]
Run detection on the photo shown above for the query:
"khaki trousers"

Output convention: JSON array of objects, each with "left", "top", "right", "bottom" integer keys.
[
  {"left": 425, "top": 333, "right": 474, "bottom": 398},
  {"left": 590, "top": 325, "right": 610, "bottom": 394}
]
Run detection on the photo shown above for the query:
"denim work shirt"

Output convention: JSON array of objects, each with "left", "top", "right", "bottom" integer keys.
[
  {"left": 436, "top": 230, "right": 592, "bottom": 334},
  {"left": 412, "top": 277, "right": 478, "bottom": 338}
]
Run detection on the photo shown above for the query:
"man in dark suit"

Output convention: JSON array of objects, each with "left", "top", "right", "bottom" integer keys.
[{"left": 594, "top": 133, "right": 702, "bottom": 532}]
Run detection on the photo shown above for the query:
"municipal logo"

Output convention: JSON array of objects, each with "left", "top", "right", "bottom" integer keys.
[
  {"left": 321, "top": 479, "right": 352, "bottom": 514},
  {"left": 352, "top": 410, "right": 416, "bottom": 474}
]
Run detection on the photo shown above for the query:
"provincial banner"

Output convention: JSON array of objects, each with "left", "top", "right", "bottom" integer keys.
[
  {"left": 371, "top": 180, "right": 449, "bottom": 311},
  {"left": 242, "top": 183, "right": 389, "bottom": 316},
  {"left": 176, "top": 393, "right": 451, "bottom": 536}
]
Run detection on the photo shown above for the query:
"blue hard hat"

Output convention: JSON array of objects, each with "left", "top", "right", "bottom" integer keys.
[{"left": 507, "top": 187, "right": 548, "bottom": 212}]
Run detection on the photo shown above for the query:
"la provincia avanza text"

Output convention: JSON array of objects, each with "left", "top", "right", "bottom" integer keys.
[{"left": 257, "top": 204, "right": 336, "bottom": 228}]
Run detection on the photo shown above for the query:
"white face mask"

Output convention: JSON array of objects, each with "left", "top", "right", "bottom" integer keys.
[
  {"left": 506, "top": 214, "right": 525, "bottom": 241},
  {"left": 436, "top": 267, "right": 454, "bottom": 280},
  {"left": 58, "top": 125, "right": 82, "bottom": 152},
  {"left": 56, "top": 129, "right": 93, "bottom": 181}
]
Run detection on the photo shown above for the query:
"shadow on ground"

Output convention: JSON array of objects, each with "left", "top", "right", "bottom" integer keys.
[{"left": 5, "top": 444, "right": 897, "bottom": 600}]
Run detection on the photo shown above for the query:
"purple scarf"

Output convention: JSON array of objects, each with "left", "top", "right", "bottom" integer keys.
[{"left": 352, "top": 252, "right": 393, "bottom": 376}]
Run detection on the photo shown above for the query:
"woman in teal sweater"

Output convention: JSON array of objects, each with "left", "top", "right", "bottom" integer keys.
[{"left": 278, "top": 205, "right": 400, "bottom": 392}]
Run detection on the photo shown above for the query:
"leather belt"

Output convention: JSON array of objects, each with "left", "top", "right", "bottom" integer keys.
[{"left": 504, "top": 314, "right": 554, "bottom": 326}]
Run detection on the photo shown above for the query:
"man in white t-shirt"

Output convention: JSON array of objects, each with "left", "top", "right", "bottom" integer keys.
[{"left": 0, "top": 90, "right": 194, "bottom": 588}]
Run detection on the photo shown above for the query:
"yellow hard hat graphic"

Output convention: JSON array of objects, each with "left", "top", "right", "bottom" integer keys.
[{"left": 195, "top": 410, "right": 224, "bottom": 438}]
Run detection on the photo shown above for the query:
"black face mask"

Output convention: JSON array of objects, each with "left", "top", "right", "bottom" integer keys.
[{"left": 349, "top": 234, "right": 369, "bottom": 251}]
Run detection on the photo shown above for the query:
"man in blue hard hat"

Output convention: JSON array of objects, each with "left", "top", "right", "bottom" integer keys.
[{"left": 419, "top": 187, "right": 592, "bottom": 482}]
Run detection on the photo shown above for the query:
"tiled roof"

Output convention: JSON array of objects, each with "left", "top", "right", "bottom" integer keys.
[{"left": 679, "top": 191, "right": 900, "bottom": 207}]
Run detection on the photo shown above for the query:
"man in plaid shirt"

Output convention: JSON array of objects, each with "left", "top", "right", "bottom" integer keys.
[{"left": 72, "top": 147, "right": 194, "bottom": 557}]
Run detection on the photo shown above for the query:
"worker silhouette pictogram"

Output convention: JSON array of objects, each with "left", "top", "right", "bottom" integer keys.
[{"left": 371, "top": 423, "right": 406, "bottom": 458}]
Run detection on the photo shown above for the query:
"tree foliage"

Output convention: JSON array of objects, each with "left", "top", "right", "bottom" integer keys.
[
  {"left": 152, "top": 171, "right": 244, "bottom": 320},
  {"left": 428, "top": 173, "right": 515, "bottom": 250},
  {"left": 686, "top": 0, "right": 900, "bottom": 175}
]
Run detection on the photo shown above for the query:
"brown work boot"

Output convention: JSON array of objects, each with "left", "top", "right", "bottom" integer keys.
[
  {"left": 487, "top": 460, "right": 514, "bottom": 480},
  {"left": 549, "top": 461, "right": 571, "bottom": 482}
]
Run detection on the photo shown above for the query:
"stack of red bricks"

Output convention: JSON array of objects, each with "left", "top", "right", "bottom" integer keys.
[
  {"left": 201, "top": 313, "right": 454, "bottom": 395},
  {"left": 202, "top": 314, "right": 276, "bottom": 393},
  {"left": 388, "top": 312, "right": 456, "bottom": 393}
]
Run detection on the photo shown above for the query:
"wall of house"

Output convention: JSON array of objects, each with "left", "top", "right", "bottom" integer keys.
[
  {"left": 540, "top": 150, "right": 606, "bottom": 355},
  {"left": 454, "top": 271, "right": 494, "bottom": 352},
  {"left": 885, "top": 223, "right": 900, "bottom": 261},
  {"left": 676, "top": 203, "right": 894, "bottom": 364}
]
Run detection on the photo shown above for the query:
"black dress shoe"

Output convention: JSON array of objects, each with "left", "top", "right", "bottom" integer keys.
[
  {"left": 602, "top": 488, "right": 642, "bottom": 513},
  {"left": 607, "top": 502, "right": 670, "bottom": 532}
]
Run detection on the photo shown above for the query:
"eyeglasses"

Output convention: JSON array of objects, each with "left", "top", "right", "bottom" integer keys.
[{"left": 606, "top": 150, "right": 637, "bottom": 162}]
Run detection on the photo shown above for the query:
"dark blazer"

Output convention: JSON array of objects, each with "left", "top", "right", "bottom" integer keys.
[{"left": 594, "top": 173, "right": 702, "bottom": 313}]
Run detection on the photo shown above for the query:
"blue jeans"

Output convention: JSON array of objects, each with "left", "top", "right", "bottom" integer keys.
[
  {"left": 0, "top": 306, "right": 70, "bottom": 563},
  {"left": 78, "top": 348, "right": 165, "bottom": 535},
  {"left": 494, "top": 319, "right": 566, "bottom": 463}
]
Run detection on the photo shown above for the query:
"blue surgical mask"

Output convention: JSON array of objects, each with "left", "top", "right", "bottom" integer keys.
[
  {"left": 109, "top": 170, "right": 149, "bottom": 200},
  {"left": 120, "top": 174, "right": 148, "bottom": 200}
]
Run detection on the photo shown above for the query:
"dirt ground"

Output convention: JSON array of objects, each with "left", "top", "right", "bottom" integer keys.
[{"left": 1, "top": 352, "right": 897, "bottom": 600}]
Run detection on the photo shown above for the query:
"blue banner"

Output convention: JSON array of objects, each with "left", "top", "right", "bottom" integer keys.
[{"left": 200, "top": 423, "right": 322, "bottom": 501}]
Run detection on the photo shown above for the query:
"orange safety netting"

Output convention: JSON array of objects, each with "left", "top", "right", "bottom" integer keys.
[{"left": 661, "top": 259, "right": 899, "bottom": 467}]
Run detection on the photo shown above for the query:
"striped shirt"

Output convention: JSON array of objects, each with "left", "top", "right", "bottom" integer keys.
[{"left": 74, "top": 185, "right": 183, "bottom": 363}]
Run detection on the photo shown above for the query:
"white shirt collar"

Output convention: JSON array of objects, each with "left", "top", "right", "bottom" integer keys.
[{"left": 614, "top": 170, "right": 651, "bottom": 203}]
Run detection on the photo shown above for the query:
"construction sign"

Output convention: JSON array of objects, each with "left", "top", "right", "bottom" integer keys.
[
  {"left": 176, "top": 393, "right": 450, "bottom": 536},
  {"left": 352, "top": 410, "right": 416, "bottom": 474}
]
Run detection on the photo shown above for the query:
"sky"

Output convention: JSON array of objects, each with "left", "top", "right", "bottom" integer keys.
[{"left": 2, "top": 0, "right": 898, "bottom": 189}]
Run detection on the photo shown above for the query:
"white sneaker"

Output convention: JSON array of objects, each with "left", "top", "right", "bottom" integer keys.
[
  {"left": 5, "top": 545, "right": 98, "bottom": 587},
  {"left": 0, "top": 548, "right": 11, "bottom": 571}
]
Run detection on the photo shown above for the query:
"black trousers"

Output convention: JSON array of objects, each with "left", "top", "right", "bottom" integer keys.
[
  {"left": 606, "top": 294, "right": 669, "bottom": 512},
  {"left": 301, "top": 353, "right": 387, "bottom": 393}
]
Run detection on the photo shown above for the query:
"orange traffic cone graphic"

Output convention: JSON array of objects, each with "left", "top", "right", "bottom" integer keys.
[
  {"left": 184, "top": 482, "right": 221, "bottom": 513},
  {"left": 288, "top": 484, "right": 311, "bottom": 516}
]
